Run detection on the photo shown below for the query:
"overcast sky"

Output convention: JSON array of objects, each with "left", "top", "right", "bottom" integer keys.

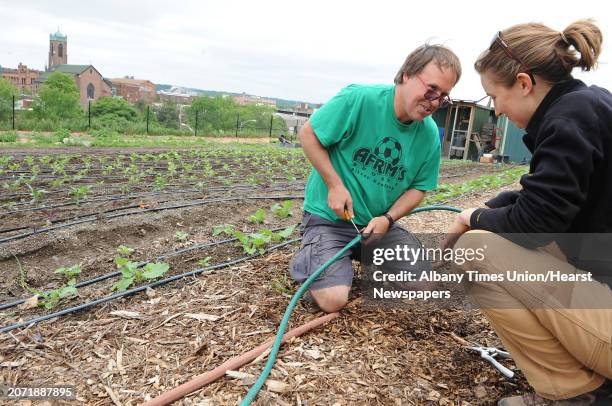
[{"left": 1, "top": 1, "right": 610, "bottom": 104}]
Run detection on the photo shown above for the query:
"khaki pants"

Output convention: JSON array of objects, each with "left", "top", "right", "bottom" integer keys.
[{"left": 455, "top": 231, "right": 612, "bottom": 400}]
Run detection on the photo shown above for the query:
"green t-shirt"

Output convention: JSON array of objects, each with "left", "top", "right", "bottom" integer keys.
[{"left": 304, "top": 84, "right": 441, "bottom": 225}]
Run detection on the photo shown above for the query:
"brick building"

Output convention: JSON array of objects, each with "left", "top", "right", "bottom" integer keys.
[
  {"left": 39, "top": 65, "right": 113, "bottom": 107},
  {"left": 109, "top": 77, "right": 156, "bottom": 104},
  {"left": 35, "top": 30, "right": 112, "bottom": 107},
  {"left": 3, "top": 29, "right": 153, "bottom": 108},
  {"left": 0, "top": 63, "right": 41, "bottom": 94}
]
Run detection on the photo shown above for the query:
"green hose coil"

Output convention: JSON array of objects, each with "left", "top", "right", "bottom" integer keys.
[{"left": 240, "top": 205, "right": 462, "bottom": 405}]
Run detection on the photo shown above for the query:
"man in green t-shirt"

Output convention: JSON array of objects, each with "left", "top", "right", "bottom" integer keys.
[{"left": 291, "top": 44, "right": 461, "bottom": 312}]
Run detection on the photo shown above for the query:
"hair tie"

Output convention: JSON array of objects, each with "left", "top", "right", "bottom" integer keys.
[{"left": 560, "top": 32, "right": 571, "bottom": 46}]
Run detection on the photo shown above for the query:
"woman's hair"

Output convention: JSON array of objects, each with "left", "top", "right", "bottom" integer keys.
[
  {"left": 394, "top": 44, "right": 462, "bottom": 85},
  {"left": 475, "top": 19, "right": 603, "bottom": 86}
]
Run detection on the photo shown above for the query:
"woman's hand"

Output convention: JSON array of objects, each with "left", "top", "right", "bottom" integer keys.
[{"left": 439, "top": 208, "right": 477, "bottom": 250}]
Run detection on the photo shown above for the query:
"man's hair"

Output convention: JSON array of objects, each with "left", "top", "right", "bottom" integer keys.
[
  {"left": 394, "top": 44, "right": 462, "bottom": 85},
  {"left": 475, "top": 19, "right": 602, "bottom": 86}
]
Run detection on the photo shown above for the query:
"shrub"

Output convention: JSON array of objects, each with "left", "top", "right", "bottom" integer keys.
[{"left": 0, "top": 131, "right": 17, "bottom": 142}]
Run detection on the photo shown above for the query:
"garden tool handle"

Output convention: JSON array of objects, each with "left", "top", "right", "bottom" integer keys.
[
  {"left": 493, "top": 348, "right": 511, "bottom": 358},
  {"left": 481, "top": 352, "right": 514, "bottom": 378}
]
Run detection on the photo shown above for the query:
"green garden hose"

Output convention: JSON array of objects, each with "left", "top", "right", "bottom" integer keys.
[{"left": 240, "top": 205, "right": 462, "bottom": 405}]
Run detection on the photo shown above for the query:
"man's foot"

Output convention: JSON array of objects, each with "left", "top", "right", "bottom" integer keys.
[{"left": 498, "top": 379, "right": 612, "bottom": 406}]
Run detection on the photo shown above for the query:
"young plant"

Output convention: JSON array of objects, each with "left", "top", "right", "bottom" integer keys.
[
  {"left": 271, "top": 200, "right": 294, "bottom": 219},
  {"left": 27, "top": 184, "right": 47, "bottom": 203},
  {"left": 197, "top": 256, "right": 212, "bottom": 267},
  {"left": 51, "top": 178, "right": 65, "bottom": 188},
  {"left": 70, "top": 185, "right": 91, "bottom": 203},
  {"left": 36, "top": 280, "right": 78, "bottom": 310},
  {"left": 175, "top": 231, "right": 189, "bottom": 242},
  {"left": 249, "top": 208, "right": 266, "bottom": 224},
  {"left": 54, "top": 264, "right": 82, "bottom": 280},
  {"left": 154, "top": 174, "right": 167, "bottom": 191},
  {"left": 111, "top": 260, "right": 170, "bottom": 292},
  {"left": 35, "top": 264, "right": 81, "bottom": 309},
  {"left": 117, "top": 245, "right": 135, "bottom": 257},
  {"left": 212, "top": 224, "right": 235, "bottom": 236}
]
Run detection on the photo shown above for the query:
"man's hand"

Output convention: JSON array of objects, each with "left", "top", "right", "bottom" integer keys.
[
  {"left": 361, "top": 216, "right": 391, "bottom": 243},
  {"left": 439, "top": 208, "right": 476, "bottom": 251},
  {"left": 328, "top": 185, "right": 353, "bottom": 220}
]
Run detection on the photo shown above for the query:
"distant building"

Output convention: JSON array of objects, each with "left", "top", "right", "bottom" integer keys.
[
  {"left": 233, "top": 93, "right": 276, "bottom": 108},
  {"left": 28, "top": 30, "right": 113, "bottom": 107},
  {"left": 110, "top": 77, "right": 156, "bottom": 104},
  {"left": 0, "top": 63, "right": 41, "bottom": 94},
  {"left": 48, "top": 30, "right": 68, "bottom": 70},
  {"left": 293, "top": 102, "right": 319, "bottom": 115},
  {"left": 39, "top": 64, "right": 113, "bottom": 107},
  {"left": 157, "top": 87, "right": 193, "bottom": 105}
]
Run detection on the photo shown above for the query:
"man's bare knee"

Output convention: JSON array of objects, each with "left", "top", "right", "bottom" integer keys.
[{"left": 310, "top": 286, "right": 350, "bottom": 313}]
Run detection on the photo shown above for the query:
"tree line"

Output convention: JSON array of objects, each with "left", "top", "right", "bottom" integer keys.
[{"left": 0, "top": 72, "right": 287, "bottom": 136}]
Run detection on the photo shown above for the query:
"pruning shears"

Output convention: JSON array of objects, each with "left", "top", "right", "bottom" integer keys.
[
  {"left": 343, "top": 204, "right": 361, "bottom": 235},
  {"left": 467, "top": 344, "right": 514, "bottom": 378},
  {"left": 450, "top": 332, "right": 514, "bottom": 378}
]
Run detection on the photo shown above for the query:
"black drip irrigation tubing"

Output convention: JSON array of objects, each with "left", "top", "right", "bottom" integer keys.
[
  {"left": 0, "top": 184, "right": 254, "bottom": 221},
  {"left": 0, "top": 202, "right": 151, "bottom": 235},
  {"left": 0, "top": 163, "right": 307, "bottom": 183},
  {"left": 0, "top": 195, "right": 305, "bottom": 244},
  {"left": 0, "top": 184, "right": 306, "bottom": 218},
  {"left": 1, "top": 161, "right": 304, "bottom": 176},
  {"left": 0, "top": 182, "right": 239, "bottom": 208},
  {"left": 1, "top": 181, "right": 305, "bottom": 212},
  {"left": 0, "top": 225, "right": 294, "bottom": 311},
  {"left": 0, "top": 185, "right": 305, "bottom": 222},
  {"left": 0, "top": 238, "right": 301, "bottom": 334}
]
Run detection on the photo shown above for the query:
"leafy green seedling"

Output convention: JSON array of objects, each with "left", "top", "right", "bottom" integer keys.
[
  {"left": 27, "top": 184, "right": 47, "bottom": 202},
  {"left": 175, "top": 231, "right": 189, "bottom": 241},
  {"left": 197, "top": 256, "right": 212, "bottom": 267},
  {"left": 53, "top": 264, "right": 81, "bottom": 279},
  {"left": 117, "top": 245, "right": 135, "bottom": 257},
  {"left": 36, "top": 280, "right": 78, "bottom": 310},
  {"left": 70, "top": 185, "right": 91, "bottom": 203},
  {"left": 249, "top": 208, "right": 266, "bottom": 224},
  {"left": 154, "top": 175, "right": 167, "bottom": 191},
  {"left": 112, "top": 261, "right": 170, "bottom": 292},
  {"left": 275, "top": 224, "right": 297, "bottom": 240},
  {"left": 51, "top": 178, "right": 65, "bottom": 188},
  {"left": 213, "top": 224, "right": 235, "bottom": 236},
  {"left": 271, "top": 200, "right": 294, "bottom": 219},
  {"left": 35, "top": 264, "right": 81, "bottom": 309}
]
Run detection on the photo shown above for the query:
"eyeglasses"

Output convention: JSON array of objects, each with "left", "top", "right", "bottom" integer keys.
[
  {"left": 415, "top": 75, "right": 452, "bottom": 108},
  {"left": 489, "top": 31, "right": 536, "bottom": 86}
]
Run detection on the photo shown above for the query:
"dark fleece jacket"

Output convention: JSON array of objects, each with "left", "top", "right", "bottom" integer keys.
[{"left": 470, "top": 79, "right": 612, "bottom": 285}]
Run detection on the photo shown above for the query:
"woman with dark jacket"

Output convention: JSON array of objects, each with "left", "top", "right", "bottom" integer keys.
[{"left": 443, "top": 19, "right": 611, "bottom": 405}]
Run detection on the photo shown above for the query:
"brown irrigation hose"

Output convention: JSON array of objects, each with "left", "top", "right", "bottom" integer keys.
[{"left": 141, "top": 312, "right": 340, "bottom": 406}]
